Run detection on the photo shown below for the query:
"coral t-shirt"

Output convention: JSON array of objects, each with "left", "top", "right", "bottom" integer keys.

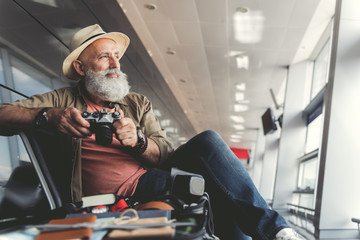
[{"left": 81, "top": 98, "right": 147, "bottom": 197}]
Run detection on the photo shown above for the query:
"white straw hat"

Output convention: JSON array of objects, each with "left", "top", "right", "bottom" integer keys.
[{"left": 62, "top": 24, "right": 130, "bottom": 80}]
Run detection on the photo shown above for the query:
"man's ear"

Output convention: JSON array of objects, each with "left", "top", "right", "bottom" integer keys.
[{"left": 72, "top": 60, "right": 85, "bottom": 77}]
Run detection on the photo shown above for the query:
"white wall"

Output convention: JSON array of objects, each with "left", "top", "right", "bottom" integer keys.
[
  {"left": 316, "top": 0, "right": 360, "bottom": 238},
  {"left": 258, "top": 131, "right": 280, "bottom": 202},
  {"left": 272, "top": 61, "right": 309, "bottom": 211}
]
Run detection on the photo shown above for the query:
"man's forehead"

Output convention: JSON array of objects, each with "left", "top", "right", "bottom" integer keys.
[{"left": 80, "top": 38, "right": 119, "bottom": 57}]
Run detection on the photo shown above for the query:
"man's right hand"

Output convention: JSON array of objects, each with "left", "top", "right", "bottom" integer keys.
[{"left": 47, "top": 107, "right": 92, "bottom": 138}]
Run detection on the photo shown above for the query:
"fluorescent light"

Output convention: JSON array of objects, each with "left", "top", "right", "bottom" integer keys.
[
  {"left": 228, "top": 50, "right": 244, "bottom": 57},
  {"left": 230, "top": 115, "right": 244, "bottom": 123},
  {"left": 165, "top": 127, "right": 178, "bottom": 133},
  {"left": 160, "top": 119, "right": 171, "bottom": 126},
  {"left": 235, "top": 55, "right": 249, "bottom": 69},
  {"left": 233, "top": 10, "right": 264, "bottom": 43},
  {"left": 233, "top": 124, "right": 245, "bottom": 130},
  {"left": 231, "top": 134, "right": 243, "bottom": 139},
  {"left": 236, "top": 83, "right": 246, "bottom": 91},
  {"left": 153, "top": 109, "right": 162, "bottom": 117},
  {"left": 234, "top": 104, "right": 248, "bottom": 112},
  {"left": 235, "top": 92, "right": 245, "bottom": 101}
]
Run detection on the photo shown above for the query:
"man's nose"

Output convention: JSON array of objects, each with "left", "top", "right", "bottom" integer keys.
[{"left": 109, "top": 56, "right": 120, "bottom": 69}]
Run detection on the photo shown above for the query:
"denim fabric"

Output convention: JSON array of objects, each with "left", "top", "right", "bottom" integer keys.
[
  {"left": 168, "top": 130, "right": 289, "bottom": 240},
  {"left": 134, "top": 130, "right": 289, "bottom": 239},
  {"left": 133, "top": 169, "right": 171, "bottom": 200}
]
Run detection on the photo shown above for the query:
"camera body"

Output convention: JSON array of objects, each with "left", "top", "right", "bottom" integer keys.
[{"left": 82, "top": 109, "right": 121, "bottom": 146}]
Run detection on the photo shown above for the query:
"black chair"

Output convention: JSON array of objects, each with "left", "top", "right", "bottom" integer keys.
[
  {"left": 0, "top": 162, "right": 49, "bottom": 219},
  {"left": 19, "top": 129, "right": 73, "bottom": 210},
  {"left": 15, "top": 129, "right": 217, "bottom": 239}
]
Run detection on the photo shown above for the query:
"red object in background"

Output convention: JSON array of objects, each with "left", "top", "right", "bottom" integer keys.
[
  {"left": 230, "top": 148, "right": 249, "bottom": 160},
  {"left": 110, "top": 198, "right": 128, "bottom": 212}
]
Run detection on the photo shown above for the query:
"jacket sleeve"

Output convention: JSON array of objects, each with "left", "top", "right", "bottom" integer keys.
[{"left": 137, "top": 95, "right": 174, "bottom": 165}]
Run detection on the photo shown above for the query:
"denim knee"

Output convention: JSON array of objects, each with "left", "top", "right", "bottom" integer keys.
[{"left": 191, "top": 130, "right": 224, "bottom": 149}]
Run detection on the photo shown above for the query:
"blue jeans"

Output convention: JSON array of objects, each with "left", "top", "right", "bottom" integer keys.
[{"left": 135, "top": 130, "right": 289, "bottom": 239}]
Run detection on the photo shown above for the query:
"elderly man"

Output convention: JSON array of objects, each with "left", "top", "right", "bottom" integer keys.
[{"left": 0, "top": 24, "right": 304, "bottom": 240}]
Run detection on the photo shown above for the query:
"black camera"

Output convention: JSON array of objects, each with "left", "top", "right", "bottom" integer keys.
[{"left": 81, "top": 109, "right": 121, "bottom": 146}]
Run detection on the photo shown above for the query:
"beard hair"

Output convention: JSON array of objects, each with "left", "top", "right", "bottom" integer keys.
[{"left": 84, "top": 68, "right": 130, "bottom": 102}]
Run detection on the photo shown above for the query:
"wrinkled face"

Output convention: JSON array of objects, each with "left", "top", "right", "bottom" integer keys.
[
  {"left": 79, "top": 38, "right": 121, "bottom": 77},
  {"left": 78, "top": 39, "right": 130, "bottom": 102}
]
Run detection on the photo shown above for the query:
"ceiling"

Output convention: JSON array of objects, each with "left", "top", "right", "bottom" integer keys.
[{"left": 116, "top": 0, "right": 335, "bottom": 150}]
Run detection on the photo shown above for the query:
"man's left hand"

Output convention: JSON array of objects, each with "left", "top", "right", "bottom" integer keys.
[{"left": 113, "top": 109, "right": 138, "bottom": 147}]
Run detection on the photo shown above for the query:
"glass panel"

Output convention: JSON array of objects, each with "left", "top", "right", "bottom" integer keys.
[
  {"left": 297, "top": 163, "right": 304, "bottom": 189},
  {"left": 17, "top": 135, "right": 30, "bottom": 162},
  {"left": 0, "top": 135, "right": 32, "bottom": 186},
  {"left": 0, "top": 136, "right": 12, "bottom": 185},
  {"left": 299, "top": 158, "right": 317, "bottom": 190},
  {"left": 291, "top": 193, "right": 300, "bottom": 206},
  {"left": 0, "top": 56, "right": 4, "bottom": 85},
  {"left": 299, "top": 193, "right": 315, "bottom": 209},
  {"left": 10, "top": 55, "right": 52, "bottom": 98},
  {"left": 305, "top": 114, "right": 323, "bottom": 153},
  {"left": 311, "top": 40, "right": 330, "bottom": 99}
]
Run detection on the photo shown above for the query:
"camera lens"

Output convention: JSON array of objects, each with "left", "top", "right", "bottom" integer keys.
[{"left": 95, "top": 124, "right": 113, "bottom": 146}]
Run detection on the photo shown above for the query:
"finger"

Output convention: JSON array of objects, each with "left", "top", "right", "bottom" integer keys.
[
  {"left": 114, "top": 116, "right": 133, "bottom": 130},
  {"left": 118, "top": 109, "right": 125, "bottom": 119},
  {"left": 72, "top": 109, "right": 90, "bottom": 128},
  {"left": 56, "top": 108, "right": 91, "bottom": 137},
  {"left": 58, "top": 121, "right": 90, "bottom": 138},
  {"left": 115, "top": 127, "right": 137, "bottom": 147}
]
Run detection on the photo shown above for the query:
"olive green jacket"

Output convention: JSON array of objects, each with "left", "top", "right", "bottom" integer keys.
[{"left": 0, "top": 85, "right": 174, "bottom": 201}]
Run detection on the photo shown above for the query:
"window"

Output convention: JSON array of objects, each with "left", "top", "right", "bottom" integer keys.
[
  {"left": 311, "top": 40, "right": 330, "bottom": 100},
  {"left": 10, "top": 56, "right": 53, "bottom": 100},
  {"left": 0, "top": 47, "right": 65, "bottom": 187},
  {"left": 289, "top": 31, "right": 331, "bottom": 234},
  {"left": 0, "top": 57, "right": 4, "bottom": 85},
  {"left": 305, "top": 109, "right": 324, "bottom": 154}
]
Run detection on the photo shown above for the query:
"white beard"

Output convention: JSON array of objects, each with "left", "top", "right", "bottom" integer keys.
[{"left": 84, "top": 69, "right": 130, "bottom": 102}]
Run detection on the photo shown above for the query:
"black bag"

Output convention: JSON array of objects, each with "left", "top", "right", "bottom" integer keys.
[{"left": 129, "top": 193, "right": 219, "bottom": 240}]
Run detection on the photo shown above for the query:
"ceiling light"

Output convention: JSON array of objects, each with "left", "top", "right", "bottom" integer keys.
[
  {"left": 228, "top": 50, "right": 244, "bottom": 57},
  {"left": 236, "top": 83, "right": 246, "bottom": 91},
  {"left": 233, "top": 124, "right": 245, "bottom": 130},
  {"left": 231, "top": 134, "right": 243, "bottom": 139},
  {"left": 160, "top": 119, "right": 171, "bottom": 126},
  {"left": 235, "top": 92, "right": 245, "bottom": 101},
  {"left": 144, "top": 3, "right": 157, "bottom": 10},
  {"left": 233, "top": 10, "right": 264, "bottom": 43},
  {"left": 165, "top": 127, "right": 178, "bottom": 134},
  {"left": 236, "top": 55, "right": 249, "bottom": 69},
  {"left": 153, "top": 109, "right": 162, "bottom": 117},
  {"left": 234, "top": 104, "right": 248, "bottom": 112},
  {"left": 147, "top": 50, "right": 153, "bottom": 57},
  {"left": 230, "top": 139, "right": 241, "bottom": 143},
  {"left": 166, "top": 48, "right": 176, "bottom": 55},
  {"left": 230, "top": 115, "right": 244, "bottom": 123}
]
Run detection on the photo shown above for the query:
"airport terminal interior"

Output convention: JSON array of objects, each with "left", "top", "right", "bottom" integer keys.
[{"left": 1, "top": 0, "right": 360, "bottom": 239}]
